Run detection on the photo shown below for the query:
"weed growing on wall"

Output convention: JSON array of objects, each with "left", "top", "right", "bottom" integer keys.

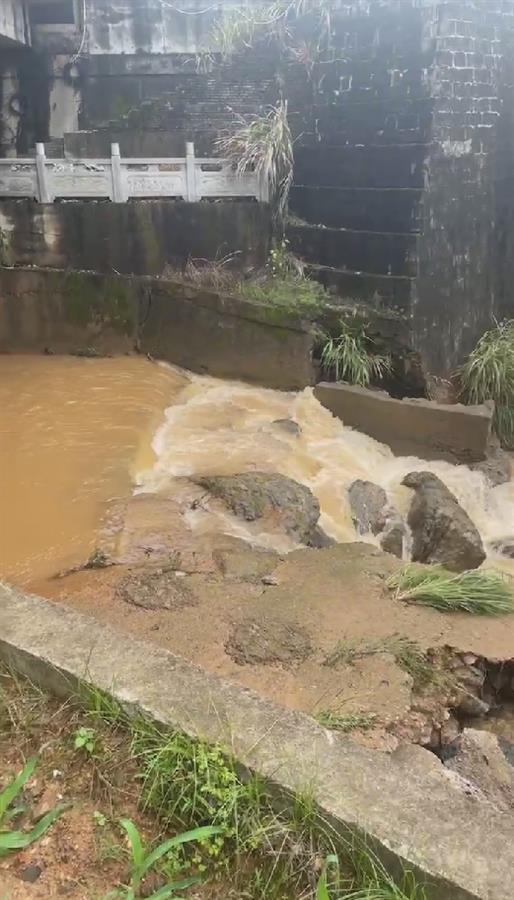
[
  {"left": 320, "top": 320, "right": 392, "bottom": 386},
  {"left": 459, "top": 319, "right": 514, "bottom": 447},
  {"left": 216, "top": 101, "right": 294, "bottom": 223}
]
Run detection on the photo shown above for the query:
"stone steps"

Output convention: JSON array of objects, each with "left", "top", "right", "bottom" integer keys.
[
  {"left": 293, "top": 143, "right": 429, "bottom": 189},
  {"left": 287, "top": 223, "right": 417, "bottom": 278},
  {"left": 289, "top": 186, "right": 423, "bottom": 233},
  {"left": 305, "top": 265, "right": 414, "bottom": 315}
]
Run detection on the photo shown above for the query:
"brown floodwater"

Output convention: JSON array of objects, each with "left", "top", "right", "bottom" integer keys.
[
  {"left": 0, "top": 355, "right": 187, "bottom": 585},
  {"left": 1, "top": 354, "right": 513, "bottom": 588}
]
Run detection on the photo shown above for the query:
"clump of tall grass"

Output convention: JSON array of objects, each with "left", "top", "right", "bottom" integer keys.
[
  {"left": 216, "top": 100, "right": 294, "bottom": 222},
  {"left": 388, "top": 565, "right": 514, "bottom": 615},
  {"left": 321, "top": 321, "right": 392, "bottom": 386},
  {"left": 459, "top": 319, "right": 514, "bottom": 447}
]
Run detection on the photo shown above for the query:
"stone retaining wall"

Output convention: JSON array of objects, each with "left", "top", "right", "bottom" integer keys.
[{"left": 0, "top": 266, "right": 314, "bottom": 389}]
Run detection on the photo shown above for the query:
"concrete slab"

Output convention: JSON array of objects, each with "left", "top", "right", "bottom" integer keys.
[
  {"left": 1, "top": 582, "right": 513, "bottom": 900},
  {"left": 314, "top": 382, "right": 493, "bottom": 463}
]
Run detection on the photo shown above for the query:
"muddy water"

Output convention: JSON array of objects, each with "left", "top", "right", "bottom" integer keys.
[
  {"left": 137, "top": 375, "right": 514, "bottom": 563},
  {"left": 1, "top": 356, "right": 513, "bottom": 586},
  {"left": 0, "top": 356, "right": 187, "bottom": 585}
]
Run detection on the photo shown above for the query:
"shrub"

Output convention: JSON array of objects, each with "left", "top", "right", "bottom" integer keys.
[
  {"left": 459, "top": 319, "right": 514, "bottom": 447},
  {"left": 321, "top": 321, "right": 392, "bottom": 386}
]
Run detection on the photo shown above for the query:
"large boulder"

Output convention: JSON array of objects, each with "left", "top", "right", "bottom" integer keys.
[
  {"left": 194, "top": 472, "right": 320, "bottom": 543},
  {"left": 402, "top": 471, "right": 485, "bottom": 571},
  {"left": 348, "top": 479, "right": 405, "bottom": 559}
]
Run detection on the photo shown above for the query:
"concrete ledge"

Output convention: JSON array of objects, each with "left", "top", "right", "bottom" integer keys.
[
  {"left": 0, "top": 266, "right": 314, "bottom": 390},
  {"left": 1, "top": 582, "right": 513, "bottom": 900},
  {"left": 314, "top": 382, "right": 493, "bottom": 462}
]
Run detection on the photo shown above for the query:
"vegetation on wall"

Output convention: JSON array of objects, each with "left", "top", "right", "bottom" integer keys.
[
  {"left": 216, "top": 101, "right": 294, "bottom": 223},
  {"left": 320, "top": 320, "right": 392, "bottom": 387},
  {"left": 459, "top": 319, "right": 514, "bottom": 447}
]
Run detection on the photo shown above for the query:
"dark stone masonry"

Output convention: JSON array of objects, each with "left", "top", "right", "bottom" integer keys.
[{"left": 2, "top": 0, "right": 514, "bottom": 378}]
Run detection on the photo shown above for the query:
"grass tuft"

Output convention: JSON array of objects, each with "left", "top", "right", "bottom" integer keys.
[
  {"left": 321, "top": 320, "right": 392, "bottom": 387},
  {"left": 315, "top": 711, "right": 378, "bottom": 733},
  {"left": 323, "top": 635, "right": 436, "bottom": 692},
  {"left": 216, "top": 100, "right": 294, "bottom": 222},
  {"left": 388, "top": 565, "right": 514, "bottom": 615},
  {"left": 459, "top": 319, "right": 514, "bottom": 447}
]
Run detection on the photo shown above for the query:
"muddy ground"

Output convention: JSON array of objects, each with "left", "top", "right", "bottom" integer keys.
[{"left": 28, "top": 485, "right": 514, "bottom": 754}]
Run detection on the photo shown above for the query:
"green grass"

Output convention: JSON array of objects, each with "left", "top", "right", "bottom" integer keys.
[
  {"left": 315, "top": 711, "right": 377, "bottom": 733},
  {"left": 1, "top": 672, "right": 428, "bottom": 900},
  {"left": 216, "top": 100, "right": 293, "bottom": 221},
  {"left": 320, "top": 321, "right": 392, "bottom": 387},
  {"left": 323, "top": 635, "right": 436, "bottom": 691},
  {"left": 0, "top": 757, "right": 67, "bottom": 857},
  {"left": 388, "top": 565, "right": 514, "bottom": 615},
  {"left": 459, "top": 319, "right": 514, "bottom": 447}
]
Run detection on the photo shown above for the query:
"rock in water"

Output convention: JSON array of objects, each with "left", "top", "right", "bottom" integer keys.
[
  {"left": 348, "top": 479, "right": 405, "bottom": 558},
  {"left": 490, "top": 537, "right": 514, "bottom": 559},
  {"left": 271, "top": 418, "right": 302, "bottom": 436},
  {"left": 194, "top": 472, "right": 320, "bottom": 543},
  {"left": 402, "top": 471, "right": 485, "bottom": 571},
  {"left": 348, "top": 480, "right": 388, "bottom": 535},
  {"left": 471, "top": 444, "right": 511, "bottom": 487}
]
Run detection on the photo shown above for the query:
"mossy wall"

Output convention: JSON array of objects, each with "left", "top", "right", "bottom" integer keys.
[
  {"left": 0, "top": 200, "right": 271, "bottom": 275},
  {"left": 0, "top": 267, "right": 314, "bottom": 389}
]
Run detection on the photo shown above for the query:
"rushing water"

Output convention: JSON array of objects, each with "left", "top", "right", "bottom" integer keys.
[{"left": 1, "top": 356, "right": 513, "bottom": 585}]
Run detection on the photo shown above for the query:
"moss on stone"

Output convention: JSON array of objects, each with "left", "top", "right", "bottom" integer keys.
[{"left": 63, "top": 272, "right": 136, "bottom": 335}]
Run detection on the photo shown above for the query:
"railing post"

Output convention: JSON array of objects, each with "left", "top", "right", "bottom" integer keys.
[
  {"left": 258, "top": 169, "right": 269, "bottom": 203},
  {"left": 110, "top": 142, "right": 125, "bottom": 202},
  {"left": 35, "top": 143, "right": 51, "bottom": 203},
  {"left": 185, "top": 141, "right": 198, "bottom": 202}
]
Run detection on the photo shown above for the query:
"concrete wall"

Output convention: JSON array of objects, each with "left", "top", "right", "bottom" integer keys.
[
  {"left": 0, "top": 266, "right": 315, "bottom": 389},
  {"left": 0, "top": 199, "right": 271, "bottom": 273}
]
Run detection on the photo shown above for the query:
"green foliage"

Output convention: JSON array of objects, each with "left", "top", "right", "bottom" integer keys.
[
  {"left": 321, "top": 321, "right": 392, "bottom": 386},
  {"left": 117, "top": 818, "right": 222, "bottom": 899},
  {"left": 388, "top": 565, "right": 514, "bottom": 615},
  {"left": 459, "top": 319, "right": 514, "bottom": 447},
  {"left": 0, "top": 757, "right": 66, "bottom": 857},
  {"left": 315, "top": 712, "right": 377, "bottom": 733},
  {"left": 323, "top": 634, "right": 435, "bottom": 691},
  {"left": 317, "top": 853, "right": 339, "bottom": 899},
  {"left": 239, "top": 240, "right": 329, "bottom": 316},
  {"left": 217, "top": 100, "right": 294, "bottom": 221},
  {"left": 73, "top": 725, "right": 99, "bottom": 755}
]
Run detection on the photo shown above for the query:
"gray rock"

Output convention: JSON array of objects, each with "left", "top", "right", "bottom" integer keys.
[
  {"left": 226, "top": 617, "right": 312, "bottom": 667},
  {"left": 194, "top": 472, "right": 320, "bottom": 543},
  {"left": 348, "top": 479, "right": 405, "bottom": 558},
  {"left": 380, "top": 517, "right": 405, "bottom": 559},
  {"left": 454, "top": 695, "right": 490, "bottom": 718},
  {"left": 348, "top": 480, "right": 388, "bottom": 535},
  {"left": 20, "top": 866, "right": 42, "bottom": 884},
  {"left": 490, "top": 537, "right": 514, "bottom": 559},
  {"left": 271, "top": 418, "right": 301, "bottom": 436},
  {"left": 444, "top": 728, "right": 514, "bottom": 812},
  {"left": 307, "top": 525, "right": 336, "bottom": 548},
  {"left": 117, "top": 568, "right": 197, "bottom": 610},
  {"left": 402, "top": 471, "right": 486, "bottom": 572},
  {"left": 472, "top": 448, "right": 511, "bottom": 487}
]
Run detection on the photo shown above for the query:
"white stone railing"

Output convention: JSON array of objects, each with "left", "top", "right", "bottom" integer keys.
[{"left": 0, "top": 142, "right": 268, "bottom": 203}]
